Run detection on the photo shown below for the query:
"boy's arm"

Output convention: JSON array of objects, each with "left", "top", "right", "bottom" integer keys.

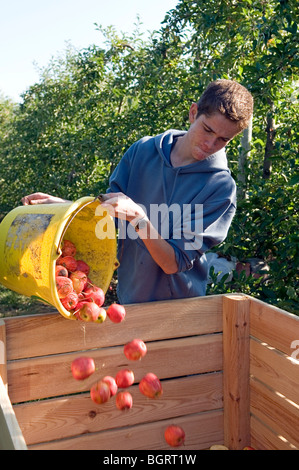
[{"left": 101, "top": 192, "right": 178, "bottom": 275}]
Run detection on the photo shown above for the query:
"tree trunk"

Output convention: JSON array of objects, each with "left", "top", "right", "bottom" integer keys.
[
  {"left": 237, "top": 116, "right": 252, "bottom": 200},
  {"left": 263, "top": 103, "right": 276, "bottom": 179}
]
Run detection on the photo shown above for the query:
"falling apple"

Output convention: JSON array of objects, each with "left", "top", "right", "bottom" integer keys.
[
  {"left": 139, "top": 373, "right": 163, "bottom": 398},
  {"left": 71, "top": 356, "right": 95, "bottom": 380},
  {"left": 90, "top": 380, "right": 111, "bottom": 404},
  {"left": 124, "top": 339, "right": 147, "bottom": 361},
  {"left": 107, "top": 303, "right": 126, "bottom": 323},
  {"left": 115, "top": 369, "right": 134, "bottom": 388},
  {"left": 115, "top": 391, "right": 133, "bottom": 410},
  {"left": 164, "top": 425, "right": 185, "bottom": 447},
  {"left": 102, "top": 376, "right": 118, "bottom": 397}
]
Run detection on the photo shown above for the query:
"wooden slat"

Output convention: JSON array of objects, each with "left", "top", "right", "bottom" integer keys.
[
  {"left": 223, "top": 294, "right": 250, "bottom": 450},
  {"left": 250, "top": 297, "right": 299, "bottom": 355},
  {"left": 8, "top": 334, "right": 223, "bottom": 403},
  {"left": 0, "top": 376, "right": 27, "bottom": 450},
  {"left": 4, "top": 295, "right": 223, "bottom": 360},
  {"left": 250, "top": 337, "right": 299, "bottom": 406},
  {"left": 28, "top": 410, "right": 224, "bottom": 450},
  {"left": 251, "top": 415, "right": 298, "bottom": 451},
  {"left": 250, "top": 377, "right": 299, "bottom": 448},
  {"left": 0, "top": 320, "right": 7, "bottom": 388},
  {"left": 14, "top": 372, "right": 223, "bottom": 446}
]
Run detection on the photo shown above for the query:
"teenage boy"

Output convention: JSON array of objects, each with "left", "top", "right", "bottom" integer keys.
[{"left": 23, "top": 79, "right": 253, "bottom": 304}]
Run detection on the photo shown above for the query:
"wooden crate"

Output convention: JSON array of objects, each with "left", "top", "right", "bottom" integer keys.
[{"left": 0, "top": 293, "right": 298, "bottom": 450}]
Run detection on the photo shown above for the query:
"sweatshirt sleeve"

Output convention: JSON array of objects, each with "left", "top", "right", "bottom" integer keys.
[{"left": 168, "top": 191, "right": 236, "bottom": 273}]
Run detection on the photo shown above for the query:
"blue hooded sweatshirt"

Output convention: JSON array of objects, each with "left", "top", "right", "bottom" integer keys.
[{"left": 108, "top": 129, "right": 236, "bottom": 304}]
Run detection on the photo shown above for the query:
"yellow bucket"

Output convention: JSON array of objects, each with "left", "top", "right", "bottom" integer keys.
[{"left": 0, "top": 197, "right": 118, "bottom": 319}]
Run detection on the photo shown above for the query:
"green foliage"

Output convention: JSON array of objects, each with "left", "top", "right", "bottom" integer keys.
[{"left": 0, "top": 1, "right": 298, "bottom": 313}]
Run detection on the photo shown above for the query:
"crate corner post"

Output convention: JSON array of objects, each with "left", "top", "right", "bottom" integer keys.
[{"left": 223, "top": 294, "right": 251, "bottom": 450}]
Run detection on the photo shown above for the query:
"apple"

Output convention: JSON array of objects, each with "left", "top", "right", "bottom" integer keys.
[
  {"left": 94, "top": 307, "right": 107, "bottom": 323},
  {"left": 83, "top": 285, "right": 105, "bottom": 307},
  {"left": 164, "top": 425, "right": 185, "bottom": 447},
  {"left": 55, "top": 265, "right": 69, "bottom": 277},
  {"left": 243, "top": 446, "right": 255, "bottom": 450},
  {"left": 124, "top": 339, "right": 147, "bottom": 361},
  {"left": 61, "top": 291, "right": 79, "bottom": 311},
  {"left": 209, "top": 445, "right": 229, "bottom": 450},
  {"left": 75, "top": 301, "right": 104, "bottom": 322},
  {"left": 61, "top": 239, "right": 76, "bottom": 257},
  {"left": 90, "top": 380, "right": 111, "bottom": 404},
  {"left": 115, "top": 369, "right": 135, "bottom": 388},
  {"left": 115, "top": 391, "right": 133, "bottom": 410},
  {"left": 76, "top": 260, "right": 90, "bottom": 275},
  {"left": 107, "top": 303, "right": 126, "bottom": 323},
  {"left": 70, "top": 270, "right": 88, "bottom": 294},
  {"left": 139, "top": 372, "right": 163, "bottom": 398},
  {"left": 102, "top": 376, "right": 118, "bottom": 397},
  {"left": 58, "top": 255, "right": 78, "bottom": 272},
  {"left": 56, "top": 276, "right": 73, "bottom": 299},
  {"left": 71, "top": 356, "right": 95, "bottom": 380}
]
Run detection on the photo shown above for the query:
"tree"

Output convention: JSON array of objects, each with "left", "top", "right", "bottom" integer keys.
[{"left": 0, "top": 1, "right": 298, "bottom": 312}]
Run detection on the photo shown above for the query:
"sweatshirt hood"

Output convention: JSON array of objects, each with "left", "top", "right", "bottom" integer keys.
[{"left": 155, "top": 129, "right": 230, "bottom": 173}]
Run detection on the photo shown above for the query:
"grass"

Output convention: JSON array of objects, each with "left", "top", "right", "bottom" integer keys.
[{"left": 0, "top": 284, "right": 55, "bottom": 317}]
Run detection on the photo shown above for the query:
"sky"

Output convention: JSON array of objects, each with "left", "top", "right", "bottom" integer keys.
[{"left": 0, "top": 0, "right": 179, "bottom": 102}]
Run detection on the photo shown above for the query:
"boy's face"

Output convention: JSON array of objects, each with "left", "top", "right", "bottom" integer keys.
[{"left": 187, "top": 103, "right": 241, "bottom": 161}]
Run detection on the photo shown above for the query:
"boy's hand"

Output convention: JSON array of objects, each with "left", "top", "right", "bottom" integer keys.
[{"left": 22, "top": 192, "right": 68, "bottom": 205}]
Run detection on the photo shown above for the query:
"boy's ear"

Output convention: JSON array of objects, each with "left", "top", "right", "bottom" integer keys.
[{"left": 189, "top": 102, "right": 198, "bottom": 123}]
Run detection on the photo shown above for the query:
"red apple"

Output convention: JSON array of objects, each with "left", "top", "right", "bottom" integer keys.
[
  {"left": 243, "top": 446, "right": 255, "bottom": 450},
  {"left": 75, "top": 301, "right": 104, "bottom": 322},
  {"left": 164, "top": 425, "right": 185, "bottom": 447},
  {"left": 139, "top": 372, "right": 163, "bottom": 398},
  {"left": 102, "top": 376, "right": 118, "bottom": 397},
  {"left": 83, "top": 285, "right": 105, "bottom": 307},
  {"left": 70, "top": 270, "right": 88, "bottom": 294},
  {"left": 76, "top": 260, "right": 90, "bottom": 275},
  {"left": 124, "top": 339, "right": 147, "bottom": 361},
  {"left": 61, "top": 291, "right": 79, "bottom": 311},
  {"left": 90, "top": 380, "right": 111, "bottom": 404},
  {"left": 61, "top": 239, "right": 76, "bottom": 257},
  {"left": 58, "top": 255, "right": 77, "bottom": 272},
  {"left": 115, "top": 369, "right": 134, "bottom": 388},
  {"left": 107, "top": 303, "right": 126, "bottom": 323},
  {"left": 115, "top": 391, "right": 133, "bottom": 410},
  {"left": 71, "top": 356, "right": 95, "bottom": 380},
  {"left": 55, "top": 265, "right": 69, "bottom": 277},
  {"left": 56, "top": 276, "right": 73, "bottom": 299}
]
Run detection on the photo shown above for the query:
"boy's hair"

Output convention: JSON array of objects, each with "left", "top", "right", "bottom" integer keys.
[{"left": 196, "top": 79, "right": 254, "bottom": 130}]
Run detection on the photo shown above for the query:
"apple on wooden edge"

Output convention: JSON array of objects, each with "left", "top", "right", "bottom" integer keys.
[{"left": 209, "top": 444, "right": 229, "bottom": 450}]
